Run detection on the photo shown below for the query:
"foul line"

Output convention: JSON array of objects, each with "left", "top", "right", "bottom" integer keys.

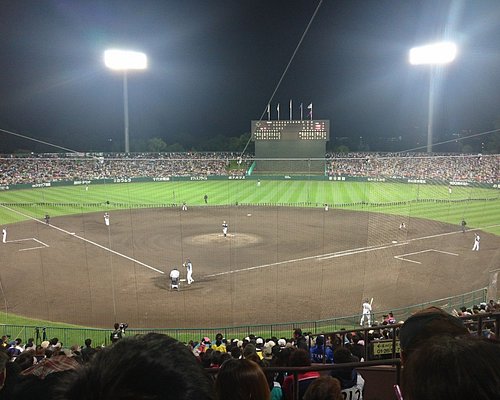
[
  {"left": 206, "top": 223, "right": 500, "bottom": 278},
  {"left": 1, "top": 205, "right": 164, "bottom": 275},
  {"left": 394, "top": 249, "right": 459, "bottom": 265}
]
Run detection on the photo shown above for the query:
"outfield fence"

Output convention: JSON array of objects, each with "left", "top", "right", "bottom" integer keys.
[{"left": 0, "top": 288, "right": 486, "bottom": 347}]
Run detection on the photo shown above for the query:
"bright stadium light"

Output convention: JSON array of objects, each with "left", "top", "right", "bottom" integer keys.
[
  {"left": 104, "top": 49, "right": 148, "bottom": 153},
  {"left": 409, "top": 42, "right": 457, "bottom": 65},
  {"left": 409, "top": 41, "right": 457, "bottom": 153}
]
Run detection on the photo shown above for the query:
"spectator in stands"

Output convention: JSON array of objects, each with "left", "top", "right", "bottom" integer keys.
[
  {"left": 60, "top": 332, "right": 214, "bottom": 400},
  {"left": 347, "top": 334, "right": 365, "bottom": 361},
  {"left": 398, "top": 306, "right": 468, "bottom": 364},
  {"left": 211, "top": 333, "right": 226, "bottom": 353},
  {"left": 0, "top": 351, "right": 7, "bottom": 391},
  {"left": 330, "top": 347, "right": 364, "bottom": 400},
  {"left": 283, "top": 348, "right": 320, "bottom": 400},
  {"left": 214, "top": 358, "right": 270, "bottom": 400},
  {"left": 303, "top": 376, "right": 343, "bottom": 400},
  {"left": 293, "top": 328, "right": 308, "bottom": 351},
  {"left": 80, "top": 339, "right": 97, "bottom": 363},
  {"left": 401, "top": 335, "right": 500, "bottom": 400},
  {"left": 13, "top": 355, "right": 80, "bottom": 400},
  {"left": 310, "top": 335, "right": 333, "bottom": 364}
]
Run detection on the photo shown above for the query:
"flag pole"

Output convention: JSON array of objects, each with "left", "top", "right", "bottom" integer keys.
[
  {"left": 267, "top": 104, "right": 270, "bottom": 121},
  {"left": 300, "top": 103, "right": 303, "bottom": 120},
  {"left": 277, "top": 103, "right": 280, "bottom": 121},
  {"left": 289, "top": 99, "right": 292, "bottom": 121}
]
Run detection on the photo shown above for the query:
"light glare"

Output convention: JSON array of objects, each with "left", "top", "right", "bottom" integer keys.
[
  {"left": 409, "top": 42, "right": 457, "bottom": 65},
  {"left": 104, "top": 49, "right": 148, "bottom": 70}
]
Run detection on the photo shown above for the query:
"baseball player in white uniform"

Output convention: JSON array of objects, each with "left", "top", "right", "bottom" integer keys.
[
  {"left": 472, "top": 233, "right": 480, "bottom": 251},
  {"left": 184, "top": 259, "right": 194, "bottom": 284},
  {"left": 360, "top": 298, "right": 372, "bottom": 327},
  {"left": 104, "top": 212, "right": 110, "bottom": 226},
  {"left": 181, "top": 202, "right": 188, "bottom": 211},
  {"left": 2, "top": 228, "right": 6, "bottom": 243},
  {"left": 222, "top": 221, "right": 228, "bottom": 237}
]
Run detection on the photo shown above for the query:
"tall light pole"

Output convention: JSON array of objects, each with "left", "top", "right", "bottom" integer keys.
[
  {"left": 104, "top": 49, "right": 148, "bottom": 153},
  {"left": 409, "top": 41, "right": 457, "bottom": 153}
]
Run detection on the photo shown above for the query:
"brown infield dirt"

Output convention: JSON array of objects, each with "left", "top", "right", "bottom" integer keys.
[{"left": 0, "top": 206, "right": 498, "bottom": 329}]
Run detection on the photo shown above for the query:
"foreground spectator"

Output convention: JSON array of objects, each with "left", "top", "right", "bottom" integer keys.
[
  {"left": 398, "top": 306, "right": 468, "bottom": 364},
  {"left": 303, "top": 376, "right": 343, "bottom": 400},
  {"left": 401, "top": 335, "right": 500, "bottom": 400},
  {"left": 215, "top": 358, "right": 270, "bottom": 400},
  {"left": 330, "top": 348, "right": 364, "bottom": 400},
  {"left": 60, "top": 332, "right": 213, "bottom": 400},
  {"left": 283, "top": 349, "right": 320, "bottom": 400}
]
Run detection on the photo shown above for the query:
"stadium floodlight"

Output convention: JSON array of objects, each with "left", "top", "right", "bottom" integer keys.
[
  {"left": 104, "top": 49, "right": 148, "bottom": 153},
  {"left": 409, "top": 42, "right": 457, "bottom": 65},
  {"left": 409, "top": 41, "right": 457, "bottom": 153}
]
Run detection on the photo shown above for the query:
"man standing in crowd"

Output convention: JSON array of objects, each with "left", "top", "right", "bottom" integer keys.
[
  {"left": 2, "top": 228, "right": 6, "bottom": 244},
  {"left": 360, "top": 298, "right": 372, "bottom": 327},
  {"left": 104, "top": 212, "right": 110, "bottom": 227},
  {"left": 472, "top": 233, "right": 480, "bottom": 251},
  {"left": 184, "top": 259, "right": 194, "bottom": 285},
  {"left": 110, "top": 323, "right": 123, "bottom": 344},
  {"left": 222, "top": 221, "right": 228, "bottom": 237}
]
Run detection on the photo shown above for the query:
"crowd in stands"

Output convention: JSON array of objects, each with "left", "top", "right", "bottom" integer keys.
[
  {"left": 0, "top": 303, "right": 499, "bottom": 400},
  {"left": 0, "top": 152, "right": 250, "bottom": 185},
  {"left": 0, "top": 152, "right": 498, "bottom": 186},
  {"left": 326, "top": 153, "right": 499, "bottom": 183}
]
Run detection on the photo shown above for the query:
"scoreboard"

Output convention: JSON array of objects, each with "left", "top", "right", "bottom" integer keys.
[
  {"left": 251, "top": 120, "right": 329, "bottom": 141},
  {"left": 251, "top": 120, "right": 330, "bottom": 174}
]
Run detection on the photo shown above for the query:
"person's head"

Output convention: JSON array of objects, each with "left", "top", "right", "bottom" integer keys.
[
  {"left": 399, "top": 306, "right": 468, "bottom": 363},
  {"left": 60, "top": 333, "right": 213, "bottom": 400},
  {"left": 84, "top": 339, "right": 92, "bottom": 347},
  {"left": 303, "top": 376, "right": 343, "bottom": 400},
  {"left": 401, "top": 335, "right": 500, "bottom": 400},
  {"left": 215, "top": 358, "right": 270, "bottom": 400},
  {"left": 290, "top": 348, "right": 311, "bottom": 367}
]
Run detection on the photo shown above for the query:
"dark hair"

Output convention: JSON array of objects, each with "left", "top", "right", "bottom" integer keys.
[
  {"left": 399, "top": 306, "right": 467, "bottom": 361},
  {"left": 402, "top": 335, "right": 500, "bottom": 400},
  {"left": 215, "top": 358, "right": 270, "bottom": 400},
  {"left": 60, "top": 333, "right": 213, "bottom": 400},
  {"left": 303, "top": 376, "right": 342, "bottom": 400},
  {"left": 290, "top": 348, "right": 311, "bottom": 367}
]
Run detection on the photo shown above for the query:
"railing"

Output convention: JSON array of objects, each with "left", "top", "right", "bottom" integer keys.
[{"left": 0, "top": 288, "right": 487, "bottom": 346}]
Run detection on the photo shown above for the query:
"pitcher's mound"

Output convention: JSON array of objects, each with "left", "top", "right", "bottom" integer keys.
[{"left": 189, "top": 233, "right": 262, "bottom": 248}]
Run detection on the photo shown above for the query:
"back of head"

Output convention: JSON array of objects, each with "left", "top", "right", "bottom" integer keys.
[
  {"left": 399, "top": 306, "right": 467, "bottom": 362},
  {"left": 290, "top": 348, "right": 311, "bottom": 367},
  {"left": 215, "top": 358, "right": 270, "bottom": 400},
  {"left": 303, "top": 376, "right": 343, "bottom": 400},
  {"left": 60, "top": 333, "right": 213, "bottom": 400},
  {"left": 402, "top": 335, "right": 500, "bottom": 400}
]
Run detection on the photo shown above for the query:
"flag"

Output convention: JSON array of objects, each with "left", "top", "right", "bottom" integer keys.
[
  {"left": 289, "top": 99, "right": 292, "bottom": 120},
  {"left": 267, "top": 104, "right": 270, "bottom": 121},
  {"left": 307, "top": 103, "right": 313, "bottom": 120},
  {"left": 277, "top": 103, "right": 280, "bottom": 120}
]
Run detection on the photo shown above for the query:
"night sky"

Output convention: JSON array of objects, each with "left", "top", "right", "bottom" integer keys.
[{"left": 1, "top": 0, "right": 500, "bottom": 153}]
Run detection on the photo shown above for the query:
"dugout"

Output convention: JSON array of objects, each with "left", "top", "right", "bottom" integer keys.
[{"left": 251, "top": 120, "right": 330, "bottom": 174}]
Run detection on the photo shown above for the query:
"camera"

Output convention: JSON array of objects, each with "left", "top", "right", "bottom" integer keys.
[{"left": 119, "top": 323, "right": 128, "bottom": 331}]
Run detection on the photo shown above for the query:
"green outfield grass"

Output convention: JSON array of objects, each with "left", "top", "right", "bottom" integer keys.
[
  {"left": 0, "top": 180, "right": 498, "bottom": 340},
  {"left": 1, "top": 180, "right": 499, "bottom": 234}
]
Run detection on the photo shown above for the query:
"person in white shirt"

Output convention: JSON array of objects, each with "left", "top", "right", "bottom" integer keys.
[{"left": 360, "top": 298, "right": 372, "bottom": 327}]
